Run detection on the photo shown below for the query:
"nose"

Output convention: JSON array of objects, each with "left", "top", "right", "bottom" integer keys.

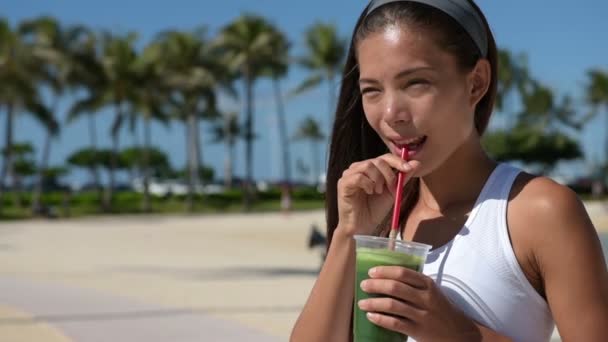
[{"left": 383, "top": 91, "right": 412, "bottom": 126}]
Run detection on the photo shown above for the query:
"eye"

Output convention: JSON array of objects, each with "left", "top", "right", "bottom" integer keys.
[
  {"left": 406, "top": 79, "right": 430, "bottom": 87},
  {"left": 402, "top": 79, "right": 431, "bottom": 95},
  {"left": 360, "top": 87, "right": 380, "bottom": 96}
]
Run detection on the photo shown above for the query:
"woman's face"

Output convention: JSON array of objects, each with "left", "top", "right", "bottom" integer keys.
[{"left": 357, "top": 24, "right": 488, "bottom": 176}]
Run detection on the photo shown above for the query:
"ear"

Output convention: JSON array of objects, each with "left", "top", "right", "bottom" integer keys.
[{"left": 468, "top": 59, "right": 491, "bottom": 107}]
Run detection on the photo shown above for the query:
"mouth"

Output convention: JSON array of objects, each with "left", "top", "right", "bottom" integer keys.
[{"left": 391, "top": 135, "right": 427, "bottom": 156}]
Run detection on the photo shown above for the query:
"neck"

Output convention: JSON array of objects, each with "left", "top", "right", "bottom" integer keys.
[{"left": 418, "top": 133, "right": 496, "bottom": 213}]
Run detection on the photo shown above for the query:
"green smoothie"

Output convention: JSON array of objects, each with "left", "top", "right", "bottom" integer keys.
[{"left": 354, "top": 247, "right": 424, "bottom": 342}]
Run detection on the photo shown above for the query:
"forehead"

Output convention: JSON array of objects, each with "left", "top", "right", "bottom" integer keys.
[{"left": 356, "top": 25, "right": 452, "bottom": 76}]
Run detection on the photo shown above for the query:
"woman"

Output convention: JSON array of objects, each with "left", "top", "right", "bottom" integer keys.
[{"left": 290, "top": 0, "right": 608, "bottom": 341}]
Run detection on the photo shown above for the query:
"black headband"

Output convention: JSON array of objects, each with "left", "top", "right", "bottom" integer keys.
[{"left": 365, "top": 0, "right": 488, "bottom": 57}]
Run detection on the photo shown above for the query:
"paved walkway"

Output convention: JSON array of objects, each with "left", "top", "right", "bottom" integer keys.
[
  {"left": 0, "top": 276, "right": 278, "bottom": 342},
  {"left": 0, "top": 204, "right": 606, "bottom": 341},
  {"left": 0, "top": 211, "right": 321, "bottom": 341}
]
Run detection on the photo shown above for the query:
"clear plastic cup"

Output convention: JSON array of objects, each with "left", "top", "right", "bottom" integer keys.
[{"left": 353, "top": 235, "right": 432, "bottom": 342}]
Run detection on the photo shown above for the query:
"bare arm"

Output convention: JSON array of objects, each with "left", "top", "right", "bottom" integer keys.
[
  {"left": 521, "top": 181, "right": 608, "bottom": 341},
  {"left": 291, "top": 154, "right": 418, "bottom": 341},
  {"left": 290, "top": 227, "right": 355, "bottom": 342}
]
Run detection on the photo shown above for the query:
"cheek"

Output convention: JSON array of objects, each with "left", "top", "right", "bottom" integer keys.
[
  {"left": 427, "top": 88, "right": 474, "bottom": 136},
  {"left": 363, "top": 104, "right": 382, "bottom": 132}
]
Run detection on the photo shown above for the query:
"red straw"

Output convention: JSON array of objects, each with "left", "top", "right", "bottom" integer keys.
[{"left": 389, "top": 147, "right": 409, "bottom": 240}]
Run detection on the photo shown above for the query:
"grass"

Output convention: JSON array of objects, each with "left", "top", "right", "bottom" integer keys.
[
  {"left": 0, "top": 190, "right": 326, "bottom": 221},
  {"left": 1, "top": 189, "right": 602, "bottom": 221}
]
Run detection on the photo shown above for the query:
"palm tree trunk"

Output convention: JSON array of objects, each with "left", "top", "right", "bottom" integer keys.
[
  {"left": 106, "top": 133, "right": 118, "bottom": 211},
  {"left": 224, "top": 114, "right": 233, "bottom": 188},
  {"left": 185, "top": 122, "right": 192, "bottom": 211},
  {"left": 32, "top": 131, "right": 52, "bottom": 214},
  {"left": 273, "top": 77, "right": 291, "bottom": 187},
  {"left": 244, "top": 69, "right": 254, "bottom": 211},
  {"left": 142, "top": 115, "right": 151, "bottom": 212},
  {"left": 14, "top": 174, "right": 23, "bottom": 208},
  {"left": 311, "top": 141, "right": 320, "bottom": 186},
  {"left": 226, "top": 140, "right": 234, "bottom": 188},
  {"left": 32, "top": 98, "right": 60, "bottom": 215},
  {"left": 107, "top": 106, "right": 123, "bottom": 211},
  {"left": 88, "top": 113, "right": 103, "bottom": 205},
  {"left": 132, "top": 116, "right": 141, "bottom": 180},
  {"left": 0, "top": 103, "right": 15, "bottom": 214},
  {"left": 186, "top": 112, "right": 198, "bottom": 212},
  {"left": 133, "top": 116, "right": 141, "bottom": 147},
  {"left": 7, "top": 110, "right": 20, "bottom": 209},
  {"left": 327, "top": 73, "right": 336, "bottom": 139},
  {"left": 193, "top": 109, "right": 203, "bottom": 187}
]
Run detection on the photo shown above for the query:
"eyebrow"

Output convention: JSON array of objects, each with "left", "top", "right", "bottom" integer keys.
[{"left": 359, "top": 66, "right": 435, "bottom": 85}]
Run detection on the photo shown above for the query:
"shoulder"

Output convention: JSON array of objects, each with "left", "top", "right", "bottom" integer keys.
[
  {"left": 508, "top": 172, "right": 591, "bottom": 230},
  {"left": 507, "top": 171, "right": 600, "bottom": 271},
  {"left": 506, "top": 173, "right": 608, "bottom": 339}
]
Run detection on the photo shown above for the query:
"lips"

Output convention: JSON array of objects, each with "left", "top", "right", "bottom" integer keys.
[
  {"left": 393, "top": 136, "right": 427, "bottom": 149},
  {"left": 390, "top": 135, "right": 427, "bottom": 157}
]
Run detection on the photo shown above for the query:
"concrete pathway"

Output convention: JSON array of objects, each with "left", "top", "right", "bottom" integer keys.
[
  {"left": 0, "top": 276, "right": 278, "bottom": 342},
  {"left": 0, "top": 205, "right": 606, "bottom": 342}
]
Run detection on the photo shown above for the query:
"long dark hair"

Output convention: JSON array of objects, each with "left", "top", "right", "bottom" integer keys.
[{"left": 325, "top": 0, "right": 498, "bottom": 246}]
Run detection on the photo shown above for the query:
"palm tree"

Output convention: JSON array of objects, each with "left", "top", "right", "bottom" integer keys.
[
  {"left": 258, "top": 26, "right": 293, "bottom": 190},
  {"left": 495, "top": 49, "right": 531, "bottom": 128},
  {"left": 293, "top": 116, "right": 325, "bottom": 185},
  {"left": 210, "top": 111, "right": 242, "bottom": 188},
  {"left": 154, "top": 29, "right": 223, "bottom": 212},
  {"left": 18, "top": 16, "right": 78, "bottom": 214},
  {"left": 130, "top": 42, "right": 170, "bottom": 211},
  {"left": 516, "top": 80, "right": 581, "bottom": 131},
  {"left": 7, "top": 142, "right": 36, "bottom": 206},
  {"left": 485, "top": 75, "right": 583, "bottom": 174},
  {"left": 291, "top": 22, "right": 346, "bottom": 135},
  {"left": 66, "top": 32, "right": 138, "bottom": 211},
  {"left": 585, "top": 69, "right": 608, "bottom": 167},
  {"left": 0, "top": 18, "right": 51, "bottom": 212},
  {"left": 96, "top": 32, "right": 139, "bottom": 210},
  {"left": 66, "top": 27, "right": 106, "bottom": 208},
  {"left": 215, "top": 14, "right": 277, "bottom": 210}
]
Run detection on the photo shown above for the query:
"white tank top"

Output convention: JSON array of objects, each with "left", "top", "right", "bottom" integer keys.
[{"left": 404, "top": 163, "right": 555, "bottom": 342}]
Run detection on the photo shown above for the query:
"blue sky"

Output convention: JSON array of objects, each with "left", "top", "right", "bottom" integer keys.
[{"left": 2, "top": 0, "right": 608, "bottom": 186}]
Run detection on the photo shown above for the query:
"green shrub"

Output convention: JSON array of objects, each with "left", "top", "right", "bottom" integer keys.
[
  {"left": 70, "top": 192, "right": 101, "bottom": 206},
  {"left": 293, "top": 187, "right": 324, "bottom": 201}
]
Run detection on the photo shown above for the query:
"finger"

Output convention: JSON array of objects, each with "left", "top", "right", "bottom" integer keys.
[
  {"left": 360, "top": 279, "right": 423, "bottom": 309},
  {"left": 350, "top": 161, "right": 386, "bottom": 194},
  {"left": 369, "top": 266, "right": 430, "bottom": 290},
  {"left": 365, "top": 312, "right": 416, "bottom": 336},
  {"left": 341, "top": 173, "right": 375, "bottom": 196},
  {"left": 341, "top": 162, "right": 359, "bottom": 177},
  {"left": 371, "top": 159, "right": 397, "bottom": 196},
  {"left": 377, "top": 153, "right": 421, "bottom": 174},
  {"left": 359, "top": 297, "right": 424, "bottom": 322}
]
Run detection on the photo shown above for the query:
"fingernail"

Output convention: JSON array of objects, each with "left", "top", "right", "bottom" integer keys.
[
  {"left": 367, "top": 312, "right": 379, "bottom": 320},
  {"left": 358, "top": 299, "right": 367, "bottom": 308},
  {"left": 368, "top": 268, "right": 377, "bottom": 277},
  {"left": 402, "top": 163, "right": 412, "bottom": 171},
  {"left": 360, "top": 280, "right": 369, "bottom": 290}
]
